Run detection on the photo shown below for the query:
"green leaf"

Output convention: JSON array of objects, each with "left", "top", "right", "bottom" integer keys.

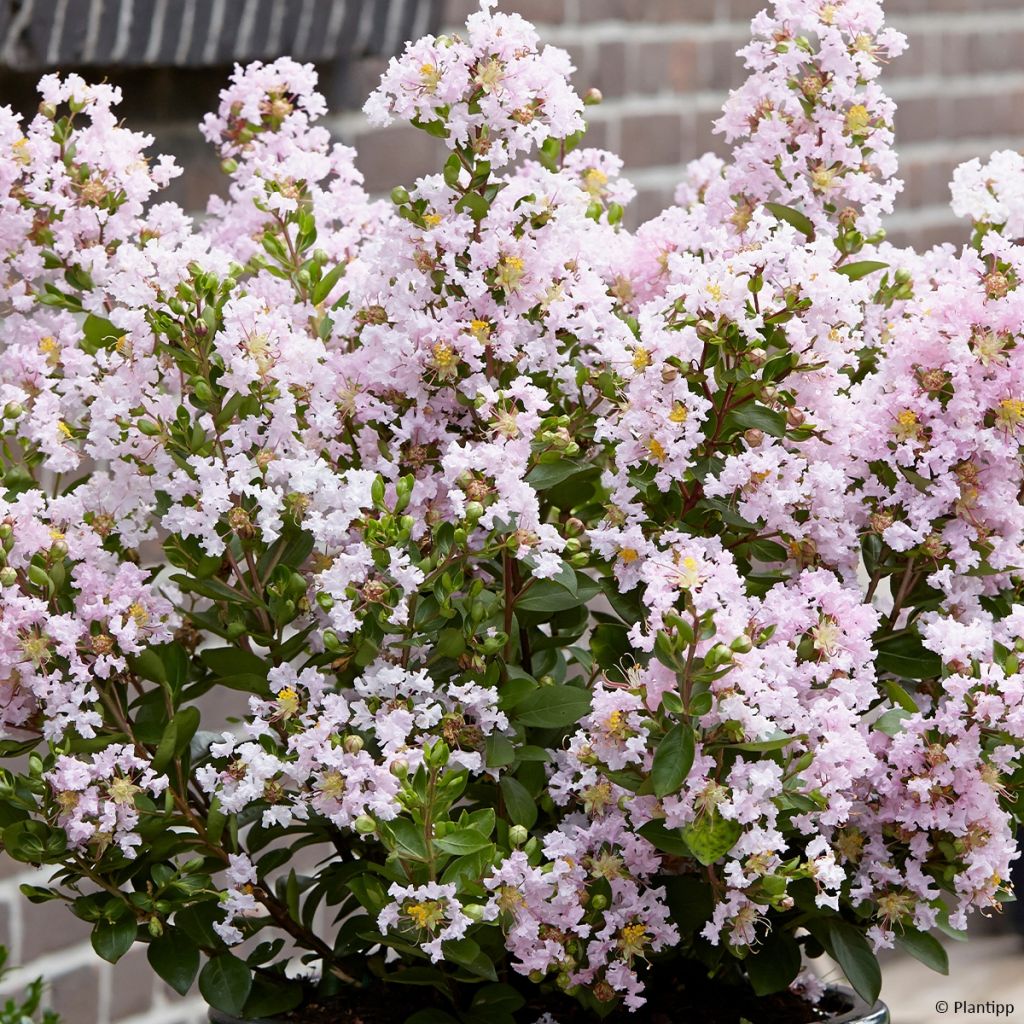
[
  {"left": 81, "top": 314, "right": 122, "bottom": 354},
  {"left": 152, "top": 706, "right": 201, "bottom": 772},
  {"left": 379, "top": 818, "right": 429, "bottom": 862},
  {"left": 485, "top": 733, "right": 515, "bottom": 768},
  {"left": 311, "top": 261, "right": 348, "bottom": 306},
  {"left": 746, "top": 930, "right": 802, "bottom": 996},
  {"left": 525, "top": 459, "right": 588, "bottom": 490},
  {"left": 638, "top": 821, "right": 691, "bottom": 858},
  {"left": 875, "top": 630, "right": 941, "bottom": 680},
  {"left": 406, "top": 1012, "right": 459, "bottom": 1024},
  {"left": 176, "top": 901, "right": 225, "bottom": 949},
  {"left": 513, "top": 685, "right": 591, "bottom": 728},
  {"left": 499, "top": 776, "right": 538, "bottom": 829},
  {"left": 663, "top": 874, "right": 714, "bottom": 932},
  {"left": 515, "top": 580, "right": 583, "bottom": 613},
  {"left": 883, "top": 680, "right": 919, "bottom": 713},
  {"left": 590, "top": 622, "right": 630, "bottom": 675},
  {"left": 434, "top": 829, "right": 493, "bottom": 856},
  {"left": 808, "top": 919, "right": 881, "bottom": 1006},
  {"left": 651, "top": 724, "right": 695, "bottom": 798},
  {"left": 91, "top": 916, "right": 137, "bottom": 964},
  {"left": 242, "top": 974, "right": 303, "bottom": 1019},
  {"left": 472, "top": 983, "right": 525, "bottom": 1015},
  {"left": 199, "top": 954, "right": 252, "bottom": 1016},
  {"left": 148, "top": 930, "right": 200, "bottom": 996},
  {"left": 442, "top": 938, "right": 497, "bottom": 981},
  {"left": 765, "top": 202, "right": 814, "bottom": 239},
  {"left": 200, "top": 646, "right": 268, "bottom": 677},
  {"left": 455, "top": 191, "right": 489, "bottom": 221},
  {"left": 732, "top": 735, "right": 800, "bottom": 752},
  {"left": 682, "top": 811, "right": 742, "bottom": 865},
  {"left": 440, "top": 845, "right": 495, "bottom": 889},
  {"left": 874, "top": 708, "right": 911, "bottom": 736},
  {"left": 721, "top": 402, "right": 787, "bottom": 439},
  {"left": 836, "top": 260, "right": 888, "bottom": 281},
  {"left": 894, "top": 928, "right": 948, "bottom": 975}
]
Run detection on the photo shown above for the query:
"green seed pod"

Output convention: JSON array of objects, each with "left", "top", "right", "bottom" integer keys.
[{"left": 508, "top": 825, "right": 528, "bottom": 847}]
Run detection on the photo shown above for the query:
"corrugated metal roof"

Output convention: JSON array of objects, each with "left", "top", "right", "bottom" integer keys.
[{"left": 0, "top": 0, "right": 440, "bottom": 70}]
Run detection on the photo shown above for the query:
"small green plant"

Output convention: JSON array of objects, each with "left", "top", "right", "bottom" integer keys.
[{"left": 0, "top": 949, "right": 59, "bottom": 1024}]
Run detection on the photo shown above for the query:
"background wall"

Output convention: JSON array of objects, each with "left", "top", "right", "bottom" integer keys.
[{"left": 0, "top": 1, "right": 1022, "bottom": 1022}]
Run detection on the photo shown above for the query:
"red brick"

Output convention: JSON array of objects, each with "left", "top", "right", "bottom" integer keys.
[
  {"left": 21, "top": 898, "right": 91, "bottom": 962},
  {"left": 576, "top": 0, "right": 719, "bottom": 23},
  {"left": 630, "top": 40, "right": 699, "bottom": 95},
  {"left": 502, "top": 0, "right": 567, "bottom": 23},
  {"left": 48, "top": 965, "right": 101, "bottom": 1024},
  {"left": 352, "top": 124, "right": 449, "bottom": 192},
  {"left": 698, "top": 33, "right": 747, "bottom": 92},
  {"left": 443, "top": 0, "right": 479, "bottom": 25},
  {"left": 110, "top": 948, "right": 155, "bottom": 1021},
  {"left": 621, "top": 112, "right": 685, "bottom": 169},
  {"left": 629, "top": 185, "right": 677, "bottom": 228},
  {"left": 589, "top": 41, "right": 628, "bottom": 99}
]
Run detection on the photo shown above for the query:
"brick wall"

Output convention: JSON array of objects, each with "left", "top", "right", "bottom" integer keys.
[
  {"left": 339, "top": 0, "right": 1024, "bottom": 248},
  {"left": 1, "top": 2, "right": 1023, "bottom": 1021}
]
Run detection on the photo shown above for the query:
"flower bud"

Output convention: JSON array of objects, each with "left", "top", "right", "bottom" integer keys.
[
  {"left": 391, "top": 186, "right": 411, "bottom": 206},
  {"left": 390, "top": 758, "right": 409, "bottom": 778},
  {"left": 0, "top": 567, "right": 16, "bottom": 587},
  {"left": 583, "top": 87, "right": 603, "bottom": 106},
  {"left": 3, "top": 402, "right": 23, "bottom": 420},
  {"left": 220, "top": 158, "right": 239, "bottom": 175},
  {"left": 353, "top": 815, "right": 376, "bottom": 834},
  {"left": 786, "top": 406, "right": 806, "bottom": 428},
  {"left": 343, "top": 735, "right": 364, "bottom": 754},
  {"left": 743, "top": 428, "right": 764, "bottom": 447},
  {"left": 508, "top": 824, "right": 528, "bottom": 846}
]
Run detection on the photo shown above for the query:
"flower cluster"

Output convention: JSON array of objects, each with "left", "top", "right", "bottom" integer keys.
[
  {"left": 46, "top": 745, "right": 167, "bottom": 858},
  {"left": 365, "top": 0, "right": 584, "bottom": 168},
  {"left": 0, "top": 0, "right": 1023, "bottom": 1021}
]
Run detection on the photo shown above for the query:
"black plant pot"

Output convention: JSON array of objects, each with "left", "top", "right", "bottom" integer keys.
[{"left": 209, "top": 986, "right": 889, "bottom": 1024}]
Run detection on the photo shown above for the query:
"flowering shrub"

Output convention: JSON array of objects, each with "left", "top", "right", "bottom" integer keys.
[{"left": 1, "top": 0, "right": 1023, "bottom": 1020}]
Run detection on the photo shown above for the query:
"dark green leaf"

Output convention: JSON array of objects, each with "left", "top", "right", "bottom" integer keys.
[
  {"left": 442, "top": 938, "right": 497, "bottom": 981},
  {"left": 875, "top": 630, "right": 941, "bottom": 680},
  {"left": 746, "top": 930, "right": 802, "bottom": 996},
  {"left": 721, "top": 403, "right": 787, "bottom": 439},
  {"left": 499, "top": 776, "right": 537, "bottom": 829},
  {"left": 515, "top": 580, "right": 583, "bottom": 614},
  {"left": 638, "top": 821, "right": 691, "bottom": 858},
  {"left": 147, "top": 930, "right": 200, "bottom": 996},
  {"left": 894, "top": 928, "right": 948, "bottom": 975},
  {"left": 525, "top": 460, "right": 588, "bottom": 490},
  {"left": 91, "top": 917, "right": 137, "bottom": 964},
  {"left": 807, "top": 919, "right": 881, "bottom": 1006},
  {"left": 513, "top": 685, "right": 591, "bottom": 728},
  {"left": 199, "top": 954, "right": 252, "bottom": 1016},
  {"left": 651, "top": 724, "right": 695, "bottom": 798}
]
